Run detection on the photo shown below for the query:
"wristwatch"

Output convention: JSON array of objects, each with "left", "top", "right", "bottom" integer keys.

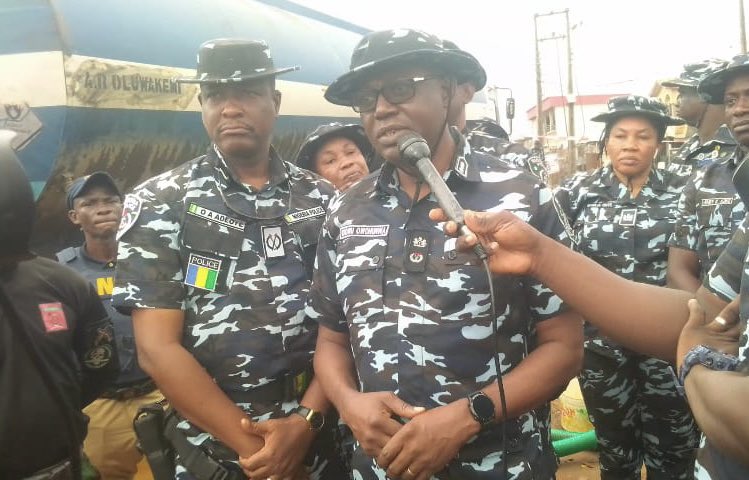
[
  {"left": 467, "top": 391, "right": 495, "bottom": 427},
  {"left": 676, "top": 344, "right": 739, "bottom": 395},
  {"left": 294, "top": 405, "right": 325, "bottom": 432}
]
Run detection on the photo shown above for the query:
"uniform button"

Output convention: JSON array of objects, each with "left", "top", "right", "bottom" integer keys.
[
  {"left": 447, "top": 251, "right": 457, "bottom": 260},
  {"left": 372, "top": 255, "right": 381, "bottom": 263}
]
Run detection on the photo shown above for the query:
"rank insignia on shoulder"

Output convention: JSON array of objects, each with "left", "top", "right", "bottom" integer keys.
[
  {"left": 184, "top": 253, "right": 222, "bottom": 291},
  {"left": 619, "top": 209, "right": 637, "bottom": 226},
  {"left": 284, "top": 206, "right": 325, "bottom": 224},
  {"left": 117, "top": 194, "right": 142, "bottom": 241},
  {"left": 262, "top": 225, "right": 285, "bottom": 259}
]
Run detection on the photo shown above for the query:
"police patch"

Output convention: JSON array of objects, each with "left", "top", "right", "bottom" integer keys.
[
  {"left": 39, "top": 302, "right": 68, "bottom": 333},
  {"left": 619, "top": 209, "right": 637, "bottom": 226},
  {"left": 117, "top": 194, "right": 142, "bottom": 241},
  {"left": 84, "top": 345, "right": 113, "bottom": 369},
  {"left": 184, "top": 253, "right": 222, "bottom": 291},
  {"left": 188, "top": 203, "right": 246, "bottom": 231},
  {"left": 262, "top": 225, "right": 285, "bottom": 259},
  {"left": 284, "top": 206, "right": 325, "bottom": 224}
]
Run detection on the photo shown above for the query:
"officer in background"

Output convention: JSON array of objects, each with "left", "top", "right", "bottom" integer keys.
[
  {"left": 555, "top": 96, "right": 699, "bottom": 479},
  {"left": 295, "top": 122, "right": 375, "bottom": 191},
  {"left": 0, "top": 132, "right": 119, "bottom": 479},
  {"left": 58, "top": 172, "right": 162, "bottom": 480},
  {"left": 663, "top": 59, "right": 735, "bottom": 173},
  {"left": 443, "top": 40, "right": 550, "bottom": 184},
  {"left": 112, "top": 39, "right": 346, "bottom": 480},
  {"left": 667, "top": 60, "right": 748, "bottom": 292},
  {"left": 309, "top": 29, "right": 582, "bottom": 479}
]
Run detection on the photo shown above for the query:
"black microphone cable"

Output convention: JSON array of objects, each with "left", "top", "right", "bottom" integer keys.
[{"left": 397, "top": 131, "right": 509, "bottom": 479}]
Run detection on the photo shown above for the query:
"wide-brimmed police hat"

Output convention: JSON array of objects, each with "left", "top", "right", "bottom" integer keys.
[
  {"left": 177, "top": 38, "right": 299, "bottom": 84},
  {"left": 67, "top": 171, "right": 121, "bottom": 210},
  {"left": 325, "top": 29, "right": 487, "bottom": 106},
  {"left": 295, "top": 123, "right": 374, "bottom": 171},
  {"left": 661, "top": 58, "right": 729, "bottom": 89},
  {"left": 699, "top": 54, "right": 749, "bottom": 104},
  {"left": 591, "top": 95, "right": 684, "bottom": 127}
]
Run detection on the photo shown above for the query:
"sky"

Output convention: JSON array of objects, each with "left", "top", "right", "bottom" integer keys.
[{"left": 294, "top": 0, "right": 746, "bottom": 137}]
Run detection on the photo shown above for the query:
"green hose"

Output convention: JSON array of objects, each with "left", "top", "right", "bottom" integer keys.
[
  {"left": 552, "top": 429, "right": 598, "bottom": 457},
  {"left": 550, "top": 428, "right": 579, "bottom": 441}
]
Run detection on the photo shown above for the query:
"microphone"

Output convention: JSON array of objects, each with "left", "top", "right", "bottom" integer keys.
[{"left": 397, "top": 132, "right": 487, "bottom": 259}]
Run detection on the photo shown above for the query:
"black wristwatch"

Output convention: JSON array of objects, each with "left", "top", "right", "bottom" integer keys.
[
  {"left": 676, "top": 344, "right": 739, "bottom": 396},
  {"left": 294, "top": 405, "right": 325, "bottom": 432},
  {"left": 467, "top": 391, "right": 495, "bottom": 427}
]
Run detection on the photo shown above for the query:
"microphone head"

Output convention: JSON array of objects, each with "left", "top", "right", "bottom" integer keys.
[{"left": 397, "top": 131, "right": 431, "bottom": 166}]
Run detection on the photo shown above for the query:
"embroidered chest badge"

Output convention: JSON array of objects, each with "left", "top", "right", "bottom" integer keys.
[
  {"left": 619, "top": 209, "right": 637, "bottom": 226},
  {"left": 184, "top": 253, "right": 222, "bottom": 291},
  {"left": 116, "top": 194, "right": 142, "bottom": 241},
  {"left": 262, "top": 225, "right": 285, "bottom": 259}
]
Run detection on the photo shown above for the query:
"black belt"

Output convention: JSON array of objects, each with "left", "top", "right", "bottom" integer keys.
[
  {"left": 224, "top": 366, "right": 313, "bottom": 404},
  {"left": 164, "top": 412, "right": 244, "bottom": 480},
  {"left": 101, "top": 379, "right": 157, "bottom": 401}
]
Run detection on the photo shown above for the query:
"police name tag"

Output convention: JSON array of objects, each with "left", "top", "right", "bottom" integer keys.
[
  {"left": 262, "top": 225, "right": 285, "bottom": 259},
  {"left": 284, "top": 206, "right": 325, "bottom": 224},
  {"left": 701, "top": 198, "right": 734, "bottom": 206},
  {"left": 619, "top": 209, "right": 637, "bottom": 226},
  {"left": 338, "top": 225, "right": 389, "bottom": 240},
  {"left": 188, "top": 203, "right": 246, "bottom": 231}
]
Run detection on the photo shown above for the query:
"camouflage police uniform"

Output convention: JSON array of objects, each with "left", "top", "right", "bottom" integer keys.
[
  {"left": 307, "top": 131, "right": 570, "bottom": 480},
  {"left": 112, "top": 146, "right": 346, "bottom": 479},
  {"left": 698, "top": 215, "right": 749, "bottom": 479},
  {"left": 556, "top": 166, "right": 699, "bottom": 479},
  {"left": 669, "top": 147, "right": 744, "bottom": 280},
  {"left": 464, "top": 118, "right": 550, "bottom": 184},
  {"left": 666, "top": 125, "right": 737, "bottom": 178}
]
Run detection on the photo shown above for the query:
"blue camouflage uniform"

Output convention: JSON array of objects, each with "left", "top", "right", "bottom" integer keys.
[
  {"left": 112, "top": 146, "right": 346, "bottom": 478},
  {"left": 666, "top": 125, "right": 737, "bottom": 179},
  {"left": 669, "top": 147, "right": 744, "bottom": 280},
  {"left": 556, "top": 166, "right": 699, "bottom": 479},
  {"left": 700, "top": 214, "right": 749, "bottom": 479},
  {"left": 307, "top": 131, "right": 570, "bottom": 479},
  {"left": 464, "top": 119, "right": 549, "bottom": 184}
]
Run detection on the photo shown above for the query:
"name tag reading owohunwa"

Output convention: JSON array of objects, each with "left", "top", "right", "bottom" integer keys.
[{"left": 185, "top": 253, "right": 222, "bottom": 291}]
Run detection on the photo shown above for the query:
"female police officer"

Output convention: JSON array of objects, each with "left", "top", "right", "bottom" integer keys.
[{"left": 555, "top": 95, "right": 699, "bottom": 479}]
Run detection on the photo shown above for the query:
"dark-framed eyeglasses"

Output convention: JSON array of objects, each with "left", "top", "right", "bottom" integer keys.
[{"left": 351, "top": 76, "right": 440, "bottom": 113}]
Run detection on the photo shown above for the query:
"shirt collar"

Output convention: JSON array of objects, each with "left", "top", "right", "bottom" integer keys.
[
  {"left": 211, "top": 144, "right": 289, "bottom": 192},
  {"left": 600, "top": 164, "right": 668, "bottom": 193}
]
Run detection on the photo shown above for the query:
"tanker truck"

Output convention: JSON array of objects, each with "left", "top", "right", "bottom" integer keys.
[{"left": 0, "top": 0, "right": 496, "bottom": 254}]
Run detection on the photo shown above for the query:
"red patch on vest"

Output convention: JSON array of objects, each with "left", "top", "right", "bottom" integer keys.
[{"left": 39, "top": 302, "right": 68, "bottom": 332}]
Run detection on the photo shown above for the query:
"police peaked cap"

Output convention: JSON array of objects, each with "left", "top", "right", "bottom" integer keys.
[
  {"left": 661, "top": 58, "right": 729, "bottom": 89},
  {"left": 295, "top": 123, "right": 374, "bottom": 172},
  {"left": 325, "top": 29, "right": 487, "bottom": 106},
  {"left": 699, "top": 54, "right": 749, "bottom": 104},
  {"left": 177, "top": 38, "right": 299, "bottom": 84},
  {"left": 591, "top": 95, "right": 684, "bottom": 127}
]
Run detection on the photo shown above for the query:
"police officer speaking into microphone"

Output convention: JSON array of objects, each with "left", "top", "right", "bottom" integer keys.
[
  {"left": 112, "top": 39, "right": 347, "bottom": 480},
  {"left": 307, "top": 29, "right": 583, "bottom": 480}
]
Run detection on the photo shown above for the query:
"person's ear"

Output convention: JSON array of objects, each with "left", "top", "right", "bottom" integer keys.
[
  {"left": 68, "top": 208, "right": 80, "bottom": 227},
  {"left": 273, "top": 90, "right": 282, "bottom": 114}
]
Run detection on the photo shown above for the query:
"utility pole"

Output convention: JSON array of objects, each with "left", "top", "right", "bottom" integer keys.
[
  {"left": 741, "top": 0, "right": 747, "bottom": 54},
  {"left": 534, "top": 14, "right": 544, "bottom": 138},
  {"left": 564, "top": 8, "right": 576, "bottom": 168}
]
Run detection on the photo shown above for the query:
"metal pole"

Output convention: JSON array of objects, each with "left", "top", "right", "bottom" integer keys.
[
  {"left": 741, "top": 0, "right": 747, "bottom": 54},
  {"left": 534, "top": 14, "right": 544, "bottom": 138},
  {"left": 565, "top": 9, "right": 577, "bottom": 168}
]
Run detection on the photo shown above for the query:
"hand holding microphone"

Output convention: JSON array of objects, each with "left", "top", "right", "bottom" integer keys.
[{"left": 397, "top": 131, "right": 487, "bottom": 260}]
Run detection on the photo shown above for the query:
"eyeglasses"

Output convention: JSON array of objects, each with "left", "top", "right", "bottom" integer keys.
[{"left": 351, "top": 76, "right": 440, "bottom": 113}]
